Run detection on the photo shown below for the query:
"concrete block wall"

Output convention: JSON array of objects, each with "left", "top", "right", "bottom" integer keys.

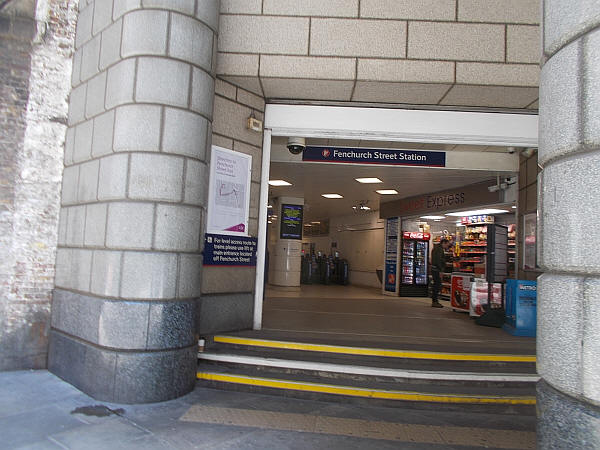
[
  {"left": 537, "top": 1, "right": 600, "bottom": 446},
  {"left": 198, "top": 77, "right": 264, "bottom": 335},
  {"left": 49, "top": 0, "right": 220, "bottom": 403},
  {"left": 216, "top": 0, "right": 540, "bottom": 109},
  {"left": 0, "top": 1, "right": 79, "bottom": 370}
]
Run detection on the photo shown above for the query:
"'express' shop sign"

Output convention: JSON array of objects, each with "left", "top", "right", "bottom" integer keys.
[{"left": 302, "top": 146, "right": 446, "bottom": 167}]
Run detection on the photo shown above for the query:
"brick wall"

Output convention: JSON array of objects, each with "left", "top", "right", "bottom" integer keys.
[
  {"left": 216, "top": 0, "right": 540, "bottom": 109},
  {"left": 0, "top": 0, "right": 78, "bottom": 370}
]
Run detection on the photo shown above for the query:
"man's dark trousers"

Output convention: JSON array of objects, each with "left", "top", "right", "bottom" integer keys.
[{"left": 432, "top": 269, "right": 441, "bottom": 303}]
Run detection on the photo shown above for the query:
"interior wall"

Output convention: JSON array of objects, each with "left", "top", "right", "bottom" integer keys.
[{"left": 301, "top": 211, "right": 384, "bottom": 288}]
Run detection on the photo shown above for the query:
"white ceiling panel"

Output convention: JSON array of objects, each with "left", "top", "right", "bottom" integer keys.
[{"left": 268, "top": 160, "right": 507, "bottom": 222}]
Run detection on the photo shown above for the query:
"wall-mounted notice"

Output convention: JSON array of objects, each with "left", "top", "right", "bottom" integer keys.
[
  {"left": 206, "top": 146, "right": 252, "bottom": 236},
  {"left": 280, "top": 204, "right": 303, "bottom": 240},
  {"left": 203, "top": 234, "right": 258, "bottom": 266},
  {"left": 385, "top": 217, "right": 399, "bottom": 293},
  {"left": 523, "top": 213, "right": 538, "bottom": 271}
]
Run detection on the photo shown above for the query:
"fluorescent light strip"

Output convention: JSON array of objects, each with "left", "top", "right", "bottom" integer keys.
[
  {"left": 420, "top": 215, "right": 446, "bottom": 220},
  {"left": 376, "top": 189, "right": 399, "bottom": 195},
  {"left": 322, "top": 193, "right": 343, "bottom": 199},
  {"left": 355, "top": 177, "right": 383, "bottom": 184},
  {"left": 445, "top": 208, "right": 509, "bottom": 217},
  {"left": 268, "top": 180, "right": 292, "bottom": 186}
]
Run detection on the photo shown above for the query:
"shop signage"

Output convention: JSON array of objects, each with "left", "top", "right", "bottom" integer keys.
[
  {"left": 203, "top": 233, "right": 258, "bottom": 266},
  {"left": 303, "top": 146, "right": 446, "bottom": 167},
  {"left": 380, "top": 181, "right": 503, "bottom": 218},
  {"left": 461, "top": 215, "right": 495, "bottom": 225},
  {"left": 403, "top": 231, "right": 431, "bottom": 240},
  {"left": 206, "top": 146, "right": 252, "bottom": 236}
]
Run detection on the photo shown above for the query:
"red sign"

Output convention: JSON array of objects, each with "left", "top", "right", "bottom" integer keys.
[
  {"left": 451, "top": 275, "right": 471, "bottom": 311},
  {"left": 402, "top": 231, "right": 431, "bottom": 240}
]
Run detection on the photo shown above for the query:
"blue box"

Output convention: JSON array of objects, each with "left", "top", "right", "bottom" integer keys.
[{"left": 503, "top": 279, "right": 537, "bottom": 337}]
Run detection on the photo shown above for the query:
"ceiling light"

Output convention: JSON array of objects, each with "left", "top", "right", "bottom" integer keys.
[
  {"left": 268, "top": 179, "right": 292, "bottom": 186},
  {"left": 420, "top": 215, "right": 446, "bottom": 220},
  {"left": 267, "top": 205, "right": 273, "bottom": 209},
  {"left": 445, "top": 208, "right": 509, "bottom": 217},
  {"left": 311, "top": 221, "right": 320, "bottom": 224},
  {"left": 434, "top": 219, "right": 442, "bottom": 222},
  {"left": 355, "top": 177, "right": 383, "bottom": 184},
  {"left": 511, "top": 205, "right": 517, "bottom": 209},
  {"left": 267, "top": 220, "right": 272, "bottom": 224},
  {"left": 322, "top": 193, "right": 343, "bottom": 199},
  {"left": 376, "top": 189, "right": 398, "bottom": 195}
]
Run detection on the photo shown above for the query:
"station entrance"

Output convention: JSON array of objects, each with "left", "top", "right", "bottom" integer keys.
[
  {"left": 261, "top": 134, "right": 528, "bottom": 354},
  {"left": 197, "top": 105, "right": 539, "bottom": 410}
]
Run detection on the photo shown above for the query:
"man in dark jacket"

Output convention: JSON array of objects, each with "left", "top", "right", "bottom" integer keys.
[{"left": 431, "top": 238, "right": 451, "bottom": 308}]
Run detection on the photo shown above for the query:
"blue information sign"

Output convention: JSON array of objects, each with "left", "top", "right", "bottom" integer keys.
[
  {"left": 203, "top": 233, "right": 258, "bottom": 266},
  {"left": 303, "top": 146, "right": 446, "bottom": 167},
  {"left": 384, "top": 262, "right": 397, "bottom": 292},
  {"left": 384, "top": 217, "right": 399, "bottom": 292}
]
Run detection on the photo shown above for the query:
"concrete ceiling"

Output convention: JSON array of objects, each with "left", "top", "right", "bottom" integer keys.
[{"left": 222, "top": 74, "right": 539, "bottom": 111}]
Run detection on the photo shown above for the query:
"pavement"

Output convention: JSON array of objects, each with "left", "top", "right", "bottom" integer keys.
[{"left": 0, "top": 370, "right": 536, "bottom": 449}]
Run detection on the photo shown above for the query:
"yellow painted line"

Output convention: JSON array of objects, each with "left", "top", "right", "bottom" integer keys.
[
  {"left": 213, "top": 335, "right": 536, "bottom": 363},
  {"left": 197, "top": 372, "right": 536, "bottom": 405}
]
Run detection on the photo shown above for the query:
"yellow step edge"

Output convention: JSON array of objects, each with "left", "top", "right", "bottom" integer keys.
[
  {"left": 197, "top": 372, "right": 536, "bottom": 405},
  {"left": 213, "top": 335, "right": 536, "bottom": 363}
]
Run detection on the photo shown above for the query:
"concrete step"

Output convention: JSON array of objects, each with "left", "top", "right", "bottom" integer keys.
[
  {"left": 196, "top": 360, "right": 536, "bottom": 415},
  {"left": 198, "top": 334, "right": 538, "bottom": 414},
  {"left": 205, "top": 334, "right": 537, "bottom": 374}
]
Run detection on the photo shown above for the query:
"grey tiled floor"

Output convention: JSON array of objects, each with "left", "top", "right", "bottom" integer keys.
[{"left": 0, "top": 370, "right": 535, "bottom": 449}]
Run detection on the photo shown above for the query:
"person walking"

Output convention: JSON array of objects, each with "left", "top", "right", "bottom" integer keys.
[{"left": 431, "top": 238, "right": 451, "bottom": 308}]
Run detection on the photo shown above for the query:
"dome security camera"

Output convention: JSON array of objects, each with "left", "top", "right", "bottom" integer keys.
[{"left": 287, "top": 137, "right": 306, "bottom": 155}]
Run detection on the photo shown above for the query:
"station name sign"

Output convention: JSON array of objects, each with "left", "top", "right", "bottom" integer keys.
[{"left": 303, "top": 146, "right": 446, "bottom": 167}]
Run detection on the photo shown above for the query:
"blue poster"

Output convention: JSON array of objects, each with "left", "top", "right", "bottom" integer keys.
[
  {"left": 303, "top": 146, "right": 446, "bottom": 167},
  {"left": 203, "top": 233, "right": 258, "bottom": 266},
  {"left": 385, "top": 262, "right": 397, "bottom": 292}
]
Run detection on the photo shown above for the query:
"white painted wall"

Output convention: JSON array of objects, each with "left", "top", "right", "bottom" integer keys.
[{"left": 302, "top": 210, "right": 384, "bottom": 288}]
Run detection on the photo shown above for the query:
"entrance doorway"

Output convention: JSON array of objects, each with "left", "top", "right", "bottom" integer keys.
[
  {"left": 196, "top": 105, "right": 539, "bottom": 409},
  {"left": 262, "top": 135, "right": 525, "bottom": 353}
]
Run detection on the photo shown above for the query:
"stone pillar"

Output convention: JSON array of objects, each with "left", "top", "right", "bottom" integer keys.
[
  {"left": 538, "top": 1, "right": 600, "bottom": 446},
  {"left": 48, "top": 0, "right": 219, "bottom": 403}
]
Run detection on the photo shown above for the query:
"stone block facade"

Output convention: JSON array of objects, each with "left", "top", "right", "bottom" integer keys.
[
  {"left": 199, "top": 77, "right": 264, "bottom": 335},
  {"left": 216, "top": 0, "right": 540, "bottom": 109},
  {"left": 537, "top": 0, "right": 600, "bottom": 446},
  {"left": 49, "top": 0, "right": 220, "bottom": 403}
]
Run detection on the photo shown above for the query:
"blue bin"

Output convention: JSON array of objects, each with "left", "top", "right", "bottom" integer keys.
[{"left": 503, "top": 279, "right": 537, "bottom": 337}]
